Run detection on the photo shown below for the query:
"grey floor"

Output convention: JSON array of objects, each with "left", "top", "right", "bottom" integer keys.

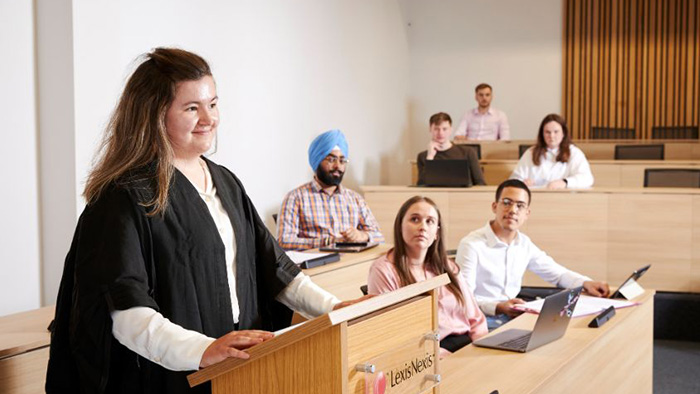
[{"left": 654, "top": 340, "right": 700, "bottom": 393}]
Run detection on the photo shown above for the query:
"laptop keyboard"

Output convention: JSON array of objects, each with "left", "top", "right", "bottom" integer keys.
[{"left": 498, "top": 333, "right": 532, "bottom": 350}]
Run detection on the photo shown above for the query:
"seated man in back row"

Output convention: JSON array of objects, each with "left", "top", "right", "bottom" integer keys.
[
  {"left": 456, "top": 179, "right": 609, "bottom": 330},
  {"left": 277, "top": 129, "right": 384, "bottom": 250}
]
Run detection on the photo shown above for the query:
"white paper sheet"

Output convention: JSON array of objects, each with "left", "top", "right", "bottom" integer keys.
[
  {"left": 513, "top": 295, "right": 639, "bottom": 317},
  {"left": 285, "top": 251, "right": 334, "bottom": 265},
  {"left": 619, "top": 280, "right": 645, "bottom": 300}
]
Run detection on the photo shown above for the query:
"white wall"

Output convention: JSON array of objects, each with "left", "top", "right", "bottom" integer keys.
[
  {"left": 71, "top": 1, "right": 411, "bottom": 228},
  {"left": 0, "top": 0, "right": 41, "bottom": 315},
  {"left": 28, "top": 0, "right": 409, "bottom": 309},
  {"left": 399, "top": 0, "right": 563, "bottom": 155},
  {"left": 1, "top": 0, "right": 565, "bottom": 315},
  {"left": 35, "top": 0, "right": 79, "bottom": 308}
]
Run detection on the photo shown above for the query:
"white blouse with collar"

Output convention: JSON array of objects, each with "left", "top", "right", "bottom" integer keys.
[{"left": 510, "top": 145, "right": 594, "bottom": 188}]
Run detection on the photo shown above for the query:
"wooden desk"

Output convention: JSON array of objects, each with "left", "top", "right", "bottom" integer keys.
[
  {"left": 441, "top": 290, "right": 654, "bottom": 393},
  {"left": 0, "top": 306, "right": 54, "bottom": 394},
  {"left": 301, "top": 244, "right": 391, "bottom": 300},
  {"left": 479, "top": 159, "right": 700, "bottom": 187},
  {"left": 454, "top": 139, "right": 700, "bottom": 160},
  {"left": 362, "top": 185, "right": 700, "bottom": 293}
]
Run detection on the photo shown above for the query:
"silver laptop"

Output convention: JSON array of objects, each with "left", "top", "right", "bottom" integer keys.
[{"left": 473, "top": 287, "right": 583, "bottom": 353}]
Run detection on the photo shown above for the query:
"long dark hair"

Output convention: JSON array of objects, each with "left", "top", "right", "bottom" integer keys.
[
  {"left": 532, "top": 113, "right": 572, "bottom": 166},
  {"left": 84, "top": 47, "right": 212, "bottom": 216},
  {"left": 391, "top": 196, "right": 465, "bottom": 305}
]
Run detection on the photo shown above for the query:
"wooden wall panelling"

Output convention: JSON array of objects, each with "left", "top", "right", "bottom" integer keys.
[
  {"left": 522, "top": 192, "right": 608, "bottom": 286},
  {"left": 564, "top": 0, "right": 700, "bottom": 140},
  {"left": 446, "top": 191, "right": 494, "bottom": 249},
  {"left": 608, "top": 193, "right": 693, "bottom": 291},
  {"left": 692, "top": 195, "right": 700, "bottom": 292}
]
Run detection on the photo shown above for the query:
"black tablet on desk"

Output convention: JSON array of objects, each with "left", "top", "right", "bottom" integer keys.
[
  {"left": 286, "top": 251, "right": 340, "bottom": 269},
  {"left": 610, "top": 264, "right": 651, "bottom": 298},
  {"left": 320, "top": 242, "right": 379, "bottom": 253}
]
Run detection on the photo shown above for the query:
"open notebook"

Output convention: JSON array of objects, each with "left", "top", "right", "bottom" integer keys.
[{"left": 513, "top": 295, "right": 639, "bottom": 318}]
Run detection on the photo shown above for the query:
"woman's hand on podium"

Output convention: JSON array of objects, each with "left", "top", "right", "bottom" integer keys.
[
  {"left": 199, "top": 330, "right": 274, "bottom": 368},
  {"left": 332, "top": 294, "right": 374, "bottom": 310}
]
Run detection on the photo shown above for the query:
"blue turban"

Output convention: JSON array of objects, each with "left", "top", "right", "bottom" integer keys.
[{"left": 308, "top": 129, "right": 349, "bottom": 171}]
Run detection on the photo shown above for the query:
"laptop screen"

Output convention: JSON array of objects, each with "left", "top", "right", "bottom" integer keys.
[{"left": 423, "top": 159, "right": 472, "bottom": 187}]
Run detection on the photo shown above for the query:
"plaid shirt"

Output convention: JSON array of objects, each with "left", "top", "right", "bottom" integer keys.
[{"left": 277, "top": 179, "right": 384, "bottom": 250}]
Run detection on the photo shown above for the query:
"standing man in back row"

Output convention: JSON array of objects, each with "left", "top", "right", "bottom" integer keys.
[
  {"left": 277, "top": 129, "right": 384, "bottom": 250},
  {"left": 454, "top": 83, "right": 510, "bottom": 141}
]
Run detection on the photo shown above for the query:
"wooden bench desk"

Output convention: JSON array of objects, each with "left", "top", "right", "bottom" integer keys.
[
  {"left": 441, "top": 290, "right": 654, "bottom": 393},
  {"left": 301, "top": 244, "right": 391, "bottom": 300},
  {"left": 453, "top": 139, "right": 700, "bottom": 160},
  {"left": 0, "top": 306, "right": 54, "bottom": 394},
  {"left": 362, "top": 185, "right": 700, "bottom": 293},
  {"left": 478, "top": 159, "right": 700, "bottom": 187}
]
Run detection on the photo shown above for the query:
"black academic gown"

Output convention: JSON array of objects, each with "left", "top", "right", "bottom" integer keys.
[{"left": 46, "top": 159, "right": 300, "bottom": 394}]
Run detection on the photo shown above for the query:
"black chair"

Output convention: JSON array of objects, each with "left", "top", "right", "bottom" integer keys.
[
  {"left": 272, "top": 213, "right": 278, "bottom": 224},
  {"left": 464, "top": 143, "right": 481, "bottom": 160},
  {"left": 517, "top": 286, "right": 562, "bottom": 302},
  {"left": 518, "top": 144, "right": 532, "bottom": 158},
  {"left": 643, "top": 169, "right": 700, "bottom": 188},
  {"left": 591, "top": 127, "right": 636, "bottom": 139},
  {"left": 651, "top": 126, "right": 699, "bottom": 140},
  {"left": 360, "top": 285, "right": 368, "bottom": 296},
  {"left": 614, "top": 144, "right": 664, "bottom": 160}
]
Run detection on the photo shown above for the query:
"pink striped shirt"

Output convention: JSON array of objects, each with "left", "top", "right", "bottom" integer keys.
[
  {"left": 367, "top": 253, "right": 488, "bottom": 343},
  {"left": 276, "top": 179, "right": 384, "bottom": 250},
  {"left": 454, "top": 107, "right": 511, "bottom": 140}
]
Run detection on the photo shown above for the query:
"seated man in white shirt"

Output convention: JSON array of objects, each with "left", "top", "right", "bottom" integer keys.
[{"left": 455, "top": 179, "right": 609, "bottom": 330}]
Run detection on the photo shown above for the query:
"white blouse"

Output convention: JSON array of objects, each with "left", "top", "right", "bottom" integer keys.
[
  {"left": 510, "top": 145, "right": 594, "bottom": 188},
  {"left": 111, "top": 163, "right": 340, "bottom": 371}
]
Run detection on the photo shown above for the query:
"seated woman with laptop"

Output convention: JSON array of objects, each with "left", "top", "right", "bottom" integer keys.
[
  {"left": 367, "top": 196, "right": 487, "bottom": 357},
  {"left": 416, "top": 112, "right": 486, "bottom": 186},
  {"left": 510, "top": 113, "right": 594, "bottom": 189}
]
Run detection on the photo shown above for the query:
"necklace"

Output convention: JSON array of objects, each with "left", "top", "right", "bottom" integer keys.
[{"left": 199, "top": 159, "right": 208, "bottom": 191}]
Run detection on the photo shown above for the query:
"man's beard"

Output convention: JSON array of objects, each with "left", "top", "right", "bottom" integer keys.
[{"left": 316, "top": 166, "right": 344, "bottom": 186}]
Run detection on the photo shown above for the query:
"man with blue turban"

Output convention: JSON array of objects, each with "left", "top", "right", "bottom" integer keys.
[{"left": 277, "top": 129, "right": 384, "bottom": 250}]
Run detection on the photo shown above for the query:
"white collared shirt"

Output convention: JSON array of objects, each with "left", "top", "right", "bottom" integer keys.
[
  {"left": 510, "top": 144, "right": 594, "bottom": 188},
  {"left": 455, "top": 222, "right": 590, "bottom": 316}
]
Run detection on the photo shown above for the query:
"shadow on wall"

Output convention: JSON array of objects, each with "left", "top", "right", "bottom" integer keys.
[
  {"left": 365, "top": 99, "right": 413, "bottom": 187},
  {"left": 263, "top": 206, "right": 280, "bottom": 238}
]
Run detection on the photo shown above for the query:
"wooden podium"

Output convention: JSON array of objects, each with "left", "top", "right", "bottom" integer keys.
[{"left": 188, "top": 275, "right": 449, "bottom": 394}]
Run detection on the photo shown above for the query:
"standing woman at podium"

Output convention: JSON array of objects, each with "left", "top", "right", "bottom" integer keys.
[
  {"left": 46, "top": 48, "right": 356, "bottom": 394},
  {"left": 367, "top": 196, "right": 487, "bottom": 357}
]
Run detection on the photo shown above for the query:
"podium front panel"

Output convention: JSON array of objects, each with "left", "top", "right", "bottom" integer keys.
[
  {"left": 211, "top": 325, "right": 344, "bottom": 394},
  {"left": 346, "top": 296, "right": 438, "bottom": 394}
]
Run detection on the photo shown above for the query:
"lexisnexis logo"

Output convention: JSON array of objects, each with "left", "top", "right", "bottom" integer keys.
[{"left": 387, "top": 352, "right": 435, "bottom": 388}]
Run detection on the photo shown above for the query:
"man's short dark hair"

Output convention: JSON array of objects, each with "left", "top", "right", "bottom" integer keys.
[
  {"left": 475, "top": 83, "right": 492, "bottom": 93},
  {"left": 495, "top": 179, "right": 531, "bottom": 205},
  {"left": 429, "top": 112, "right": 452, "bottom": 126}
]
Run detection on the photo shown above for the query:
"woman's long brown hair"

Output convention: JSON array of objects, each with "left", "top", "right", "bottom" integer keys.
[
  {"left": 531, "top": 113, "right": 572, "bottom": 166},
  {"left": 391, "top": 196, "right": 465, "bottom": 305},
  {"left": 83, "top": 48, "right": 212, "bottom": 216}
]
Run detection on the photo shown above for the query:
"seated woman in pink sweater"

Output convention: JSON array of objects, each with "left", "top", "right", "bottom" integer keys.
[{"left": 367, "top": 196, "right": 487, "bottom": 357}]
